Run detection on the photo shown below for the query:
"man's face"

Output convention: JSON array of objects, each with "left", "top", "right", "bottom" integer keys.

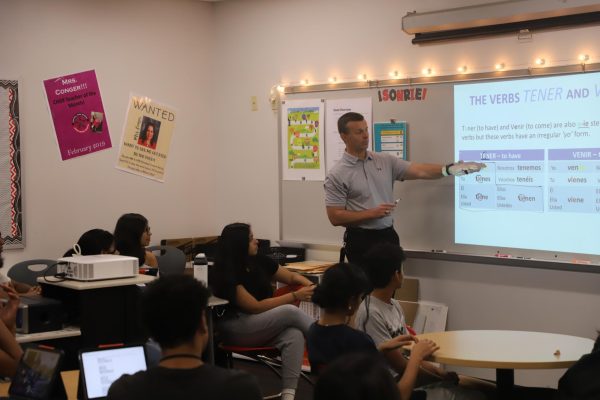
[{"left": 341, "top": 120, "right": 369, "bottom": 153}]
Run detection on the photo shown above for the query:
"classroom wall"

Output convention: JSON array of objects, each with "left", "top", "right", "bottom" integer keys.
[
  {"left": 212, "top": 0, "right": 600, "bottom": 387},
  {"left": 1, "top": 0, "right": 218, "bottom": 266},
  {"left": 3, "top": 0, "right": 600, "bottom": 387}
]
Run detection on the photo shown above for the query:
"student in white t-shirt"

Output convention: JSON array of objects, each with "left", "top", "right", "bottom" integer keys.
[{"left": 355, "top": 243, "right": 491, "bottom": 400}]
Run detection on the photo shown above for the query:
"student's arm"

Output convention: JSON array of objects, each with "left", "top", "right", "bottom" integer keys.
[
  {"left": 326, "top": 205, "right": 396, "bottom": 227},
  {"left": 10, "top": 280, "right": 38, "bottom": 295},
  {"left": 358, "top": 306, "right": 411, "bottom": 374},
  {"left": 145, "top": 250, "right": 158, "bottom": 267},
  {"left": 235, "top": 284, "right": 314, "bottom": 314},
  {"left": 0, "top": 284, "right": 19, "bottom": 335},
  {"left": 0, "top": 318, "right": 22, "bottom": 377},
  {"left": 272, "top": 266, "right": 313, "bottom": 287},
  {"left": 396, "top": 340, "right": 439, "bottom": 400}
]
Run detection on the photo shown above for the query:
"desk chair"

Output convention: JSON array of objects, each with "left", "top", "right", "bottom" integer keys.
[
  {"left": 218, "top": 285, "right": 313, "bottom": 399},
  {"left": 147, "top": 245, "right": 186, "bottom": 277},
  {"left": 8, "top": 259, "right": 57, "bottom": 286}
]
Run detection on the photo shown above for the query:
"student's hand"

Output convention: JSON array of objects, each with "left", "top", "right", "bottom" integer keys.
[
  {"left": 372, "top": 203, "right": 396, "bottom": 218},
  {"left": 379, "top": 334, "right": 416, "bottom": 352},
  {"left": 22, "top": 285, "right": 42, "bottom": 297},
  {"left": 410, "top": 339, "right": 439, "bottom": 362},
  {"left": 293, "top": 285, "right": 315, "bottom": 302},
  {"left": 0, "top": 284, "right": 19, "bottom": 304},
  {"left": 0, "top": 284, "right": 19, "bottom": 335}
]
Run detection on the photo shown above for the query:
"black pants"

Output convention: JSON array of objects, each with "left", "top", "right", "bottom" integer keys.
[{"left": 341, "top": 227, "right": 399, "bottom": 267}]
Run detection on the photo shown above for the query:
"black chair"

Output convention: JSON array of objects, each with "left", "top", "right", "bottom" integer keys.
[
  {"left": 8, "top": 259, "right": 57, "bottom": 286},
  {"left": 147, "top": 245, "right": 186, "bottom": 277}
]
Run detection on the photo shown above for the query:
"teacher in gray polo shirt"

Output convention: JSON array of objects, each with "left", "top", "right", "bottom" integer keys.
[{"left": 324, "top": 112, "right": 484, "bottom": 266}]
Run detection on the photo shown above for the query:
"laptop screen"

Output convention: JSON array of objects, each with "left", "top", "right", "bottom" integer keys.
[
  {"left": 80, "top": 345, "right": 147, "bottom": 399},
  {"left": 9, "top": 347, "right": 63, "bottom": 400}
]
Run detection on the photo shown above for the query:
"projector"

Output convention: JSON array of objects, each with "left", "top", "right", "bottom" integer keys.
[{"left": 57, "top": 254, "right": 139, "bottom": 281}]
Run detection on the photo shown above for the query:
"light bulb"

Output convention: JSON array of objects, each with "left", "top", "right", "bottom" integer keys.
[
  {"left": 457, "top": 65, "right": 467, "bottom": 73},
  {"left": 535, "top": 58, "right": 545, "bottom": 66},
  {"left": 495, "top": 62, "right": 505, "bottom": 71}
]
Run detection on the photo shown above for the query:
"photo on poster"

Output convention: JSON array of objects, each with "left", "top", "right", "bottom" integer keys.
[
  {"left": 90, "top": 111, "right": 104, "bottom": 133},
  {"left": 137, "top": 117, "right": 161, "bottom": 150}
]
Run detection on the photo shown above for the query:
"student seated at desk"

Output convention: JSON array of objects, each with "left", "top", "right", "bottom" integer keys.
[
  {"left": 210, "top": 223, "right": 314, "bottom": 400},
  {"left": 113, "top": 213, "right": 157, "bottom": 268},
  {"left": 315, "top": 352, "right": 414, "bottom": 400},
  {"left": 356, "top": 244, "right": 492, "bottom": 399},
  {"left": 556, "top": 332, "right": 600, "bottom": 400},
  {"left": 0, "top": 231, "right": 40, "bottom": 296},
  {"left": 307, "top": 263, "right": 484, "bottom": 400},
  {"left": 0, "top": 284, "right": 23, "bottom": 377},
  {"left": 107, "top": 275, "right": 261, "bottom": 400},
  {"left": 63, "top": 228, "right": 116, "bottom": 257}
]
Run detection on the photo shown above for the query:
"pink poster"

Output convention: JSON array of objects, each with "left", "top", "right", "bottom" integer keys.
[{"left": 43, "top": 70, "right": 112, "bottom": 160}]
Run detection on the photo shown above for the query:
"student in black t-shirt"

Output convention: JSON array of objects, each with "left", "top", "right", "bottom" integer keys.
[
  {"left": 210, "top": 223, "right": 315, "bottom": 400},
  {"left": 314, "top": 353, "right": 404, "bottom": 400},
  {"left": 107, "top": 275, "right": 262, "bottom": 400},
  {"left": 306, "top": 263, "right": 439, "bottom": 400}
]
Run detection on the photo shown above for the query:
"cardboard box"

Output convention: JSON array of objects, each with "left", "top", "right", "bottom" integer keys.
[
  {"left": 394, "top": 278, "right": 448, "bottom": 333},
  {"left": 395, "top": 277, "right": 419, "bottom": 302}
]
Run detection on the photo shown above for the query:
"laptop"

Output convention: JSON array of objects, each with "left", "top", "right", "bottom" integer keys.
[
  {"left": 4, "top": 345, "right": 65, "bottom": 400},
  {"left": 78, "top": 344, "right": 148, "bottom": 400}
]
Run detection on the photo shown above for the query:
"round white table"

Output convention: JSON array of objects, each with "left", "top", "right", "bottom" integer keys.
[{"left": 407, "top": 330, "right": 594, "bottom": 396}]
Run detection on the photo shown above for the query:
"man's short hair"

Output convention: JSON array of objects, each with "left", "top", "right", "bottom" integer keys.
[
  {"left": 141, "top": 275, "right": 211, "bottom": 349},
  {"left": 337, "top": 112, "right": 365, "bottom": 134},
  {"left": 363, "top": 243, "right": 406, "bottom": 289}
]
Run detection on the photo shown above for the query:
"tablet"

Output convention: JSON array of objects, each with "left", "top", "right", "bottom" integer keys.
[
  {"left": 8, "top": 346, "right": 64, "bottom": 400},
  {"left": 78, "top": 344, "right": 147, "bottom": 400}
]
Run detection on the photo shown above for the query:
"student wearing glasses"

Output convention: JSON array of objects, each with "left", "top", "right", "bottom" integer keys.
[{"left": 114, "top": 213, "right": 157, "bottom": 267}]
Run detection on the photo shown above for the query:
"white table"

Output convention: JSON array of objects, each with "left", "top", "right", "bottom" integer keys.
[
  {"left": 407, "top": 330, "right": 594, "bottom": 396},
  {"left": 38, "top": 274, "right": 156, "bottom": 347},
  {"left": 16, "top": 326, "right": 81, "bottom": 344}
]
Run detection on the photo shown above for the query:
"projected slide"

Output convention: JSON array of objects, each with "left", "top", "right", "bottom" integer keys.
[{"left": 454, "top": 72, "right": 600, "bottom": 255}]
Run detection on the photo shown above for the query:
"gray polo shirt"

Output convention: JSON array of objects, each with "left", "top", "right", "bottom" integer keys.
[{"left": 324, "top": 151, "right": 411, "bottom": 229}]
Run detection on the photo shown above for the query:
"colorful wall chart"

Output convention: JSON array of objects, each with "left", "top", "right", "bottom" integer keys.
[
  {"left": 281, "top": 99, "right": 325, "bottom": 181},
  {"left": 373, "top": 121, "right": 407, "bottom": 159}
]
